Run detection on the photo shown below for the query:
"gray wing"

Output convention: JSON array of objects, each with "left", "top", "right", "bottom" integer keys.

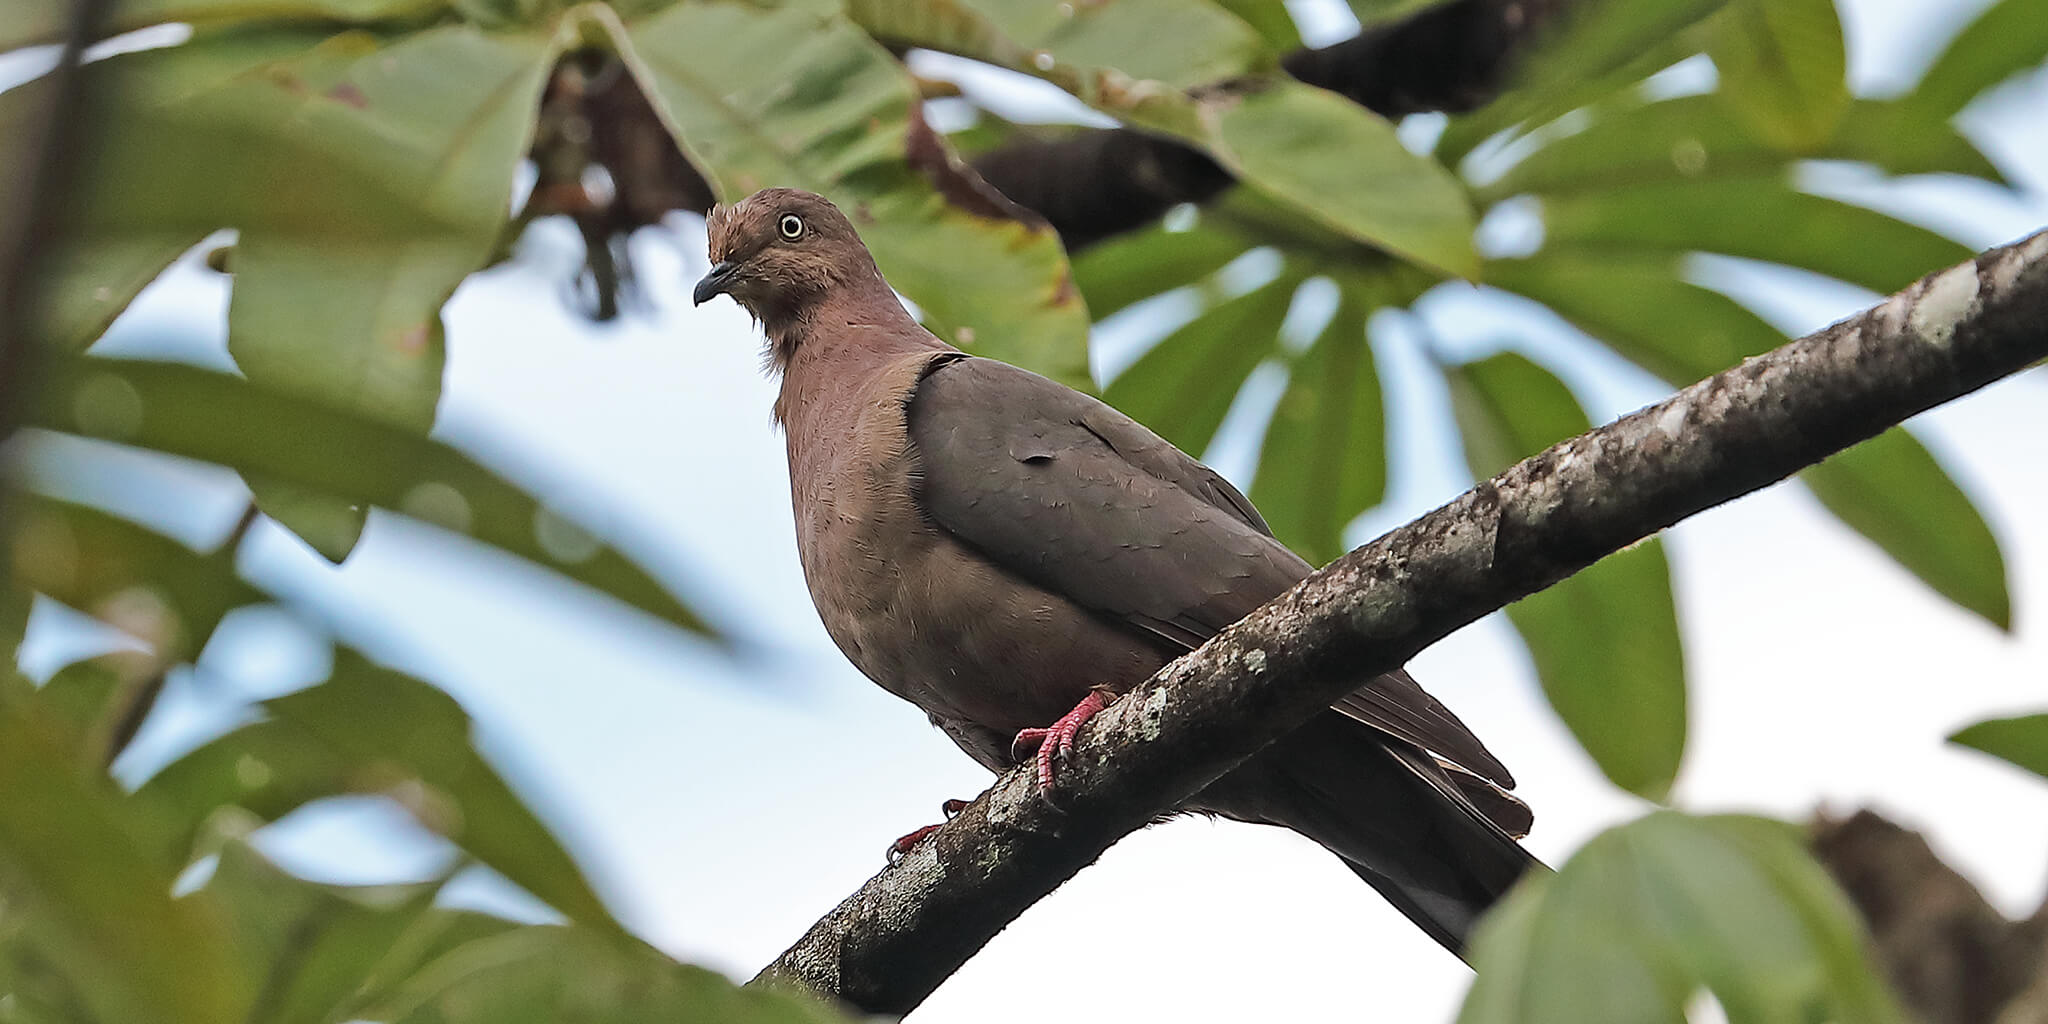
[{"left": 907, "top": 355, "right": 1515, "bottom": 789}]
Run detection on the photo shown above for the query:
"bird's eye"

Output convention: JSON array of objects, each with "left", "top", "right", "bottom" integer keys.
[{"left": 778, "top": 213, "right": 806, "bottom": 241}]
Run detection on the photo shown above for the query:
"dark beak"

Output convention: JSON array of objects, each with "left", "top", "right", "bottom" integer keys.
[{"left": 693, "top": 261, "right": 739, "bottom": 306}]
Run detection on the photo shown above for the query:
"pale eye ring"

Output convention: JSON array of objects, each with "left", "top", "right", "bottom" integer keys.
[{"left": 778, "top": 213, "right": 806, "bottom": 241}]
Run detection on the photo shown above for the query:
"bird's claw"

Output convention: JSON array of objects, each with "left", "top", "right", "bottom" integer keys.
[
  {"left": 885, "top": 798, "right": 972, "bottom": 864},
  {"left": 1011, "top": 690, "right": 1111, "bottom": 794}
]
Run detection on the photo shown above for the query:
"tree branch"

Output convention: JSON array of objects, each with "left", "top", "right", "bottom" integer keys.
[{"left": 751, "top": 231, "right": 2048, "bottom": 1015}]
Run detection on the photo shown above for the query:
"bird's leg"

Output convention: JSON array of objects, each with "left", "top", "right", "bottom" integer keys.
[
  {"left": 885, "top": 797, "right": 971, "bottom": 864},
  {"left": 1011, "top": 687, "right": 1114, "bottom": 791}
]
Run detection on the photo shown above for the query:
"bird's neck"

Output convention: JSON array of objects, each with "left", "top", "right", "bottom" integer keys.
[{"left": 769, "top": 277, "right": 952, "bottom": 427}]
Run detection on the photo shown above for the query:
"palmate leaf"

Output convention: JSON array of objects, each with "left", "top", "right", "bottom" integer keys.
[
  {"left": 609, "top": 0, "right": 1092, "bottom": 389},
  {"left": 1070, "top": 218, "right": 1255, "bottom": 320},
  {"left": 1481, "top": 94, "right": 2005, "bottom": 202},
  {"left": 1102, "top": 273, "right": 1300, "bottom": 456},
  {"left": 1445, "top": 352, "right": 1686, "bottom": 799},
  {"left": 1488, "top": 248, "right": 2012, "bottom": 631},
  {"left": 29, "top": 356, "right": 715, "bottom": 639},
  {"left": 1950, "top": 713, "right": 2048, "bottom": 781},
  {"left": 1539, "top": 173, "right": 1972, "bottom": 295},
  {"left": 1706, "top": 0, "right": 1849, "bottom": 152},
  {"left": 1461, "top": 813, "right": 1903, "bottom": 1024},
  {"left": 135, "top": 651, "right": 620, "bottom": 931},
  {"left": 855, "top": 0, "right": 1479, "bottom": 279},
  {"left": 1249, "top": 281, "right": 1386, "bottom": 566}
]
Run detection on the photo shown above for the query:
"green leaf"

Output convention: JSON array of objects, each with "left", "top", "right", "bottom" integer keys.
[
  {"left": 31, "top": 357, "right": 715, "bottom": 639},
  {"left": 1484, "top": 94, "right": 2005, "bottom": 201},
  {"left": 1249, "top": 282, "right": 1386, "bottom": 565},
  {"left": 218, "top": 26, "right": 557, "bottom": 560},
  {"left": 0, "top": 701, "right": 253, "bottom": 1024},
  {"left": 138, "top": 652, "right": 621, "bottom": 930},
  {"left": 1214, "top": 0, "right": 1301, "bottom": 51},
  {"left": 1445, "top": 352, "right": 1686, "bottom": 798},
  {"left": 1908, "top": 0, "right": 2048, "bottom": 119},
  {"left": 1484, "top": 249, "right": 1784, "bottom": 384},
  {"left": 1204, "top": 81, "right": 1479, "bottom": 279},
  {"left": 846, "top": 0, "right": 1270, "bottom": 90},
  {"left": 361, "top": 925, "right": 853, "bottom": 1024},
  {"left": 1707, "top": 0, "right": 1849, "bottom": 151},
  {"left": 1540, "top": 174, "right": 1974, "bottom": 294},
  {"left": 201, "top": 840, "right": 451, "bottom": 1024},
  {"left": 613, "top": 1, "right": 1093, "bottom": 389},
  {"left": 1800, "top": 427, "right": 2010, "bottom": 630},
  {"left": 1346, "top": 0, "right": 1450, "bottom": 28},
  {"left": 1071, "top": 219, "right": 1254, "bottom": 320},
  {"left": 1950, "top": 713, "right": 2048, "bottom": 780},
  {"left": 0, "top": 0, "right": 444, "bottom": 52},
  {"left": 1462, "top": 813, "right": 1904, "bottom": 1024},
  {"left": 8, "top": 26, "right": 340, "bottom": 352},
  {"left": 1103, "top": 273, "right": 1299, "bottom": 455},
  {"left": 1439, "top": 0, "right": 1730, "bottom": 161},
  {"left": 5, "top": 495, "right": 265, "bottom": 658}
]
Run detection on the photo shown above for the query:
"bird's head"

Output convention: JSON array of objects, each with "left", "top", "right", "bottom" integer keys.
[{"left": 693, "top": 188, "right": 882, "bottom": 332}]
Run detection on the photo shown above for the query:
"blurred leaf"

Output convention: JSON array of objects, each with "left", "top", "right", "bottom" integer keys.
[
  {"left": 1950, "top": 713, "right": 2048, "bottom": 780},
  {"left": 9, "top": 26, "right": 339, "bottom": 351},
  {"left": 1541, "top": 174, "right": 1973, "bottom": 294},
  {"left": 6, "top": 495, "right": 263, "bottom": 658},
  {"left": 1249, "top": 282, "right": 1386, "bottom": 565},
  {"left": 0, "top": 700, "right": 253, "bottom": 1024},
  {"left": 1485, "top": 94, "right": 2005, "bottom": 201},
  {"left": 1707, "top": 0, "right": 1849, "bottom": 151},
  {"left": 1204, "top": 81, "right": 1479, "bottom": 279},
  {"left": 1214, "top": 0, "right": 1301, "bottom": 51},
  {"left": 1446, "top": 352, "right": 1686, "bottom": 798},
  {"left": 1801, "top": 428, "right": 2010, "bottom": 630},
  {"left": 1908, "top": 0, "right": 2048, "bottom": 118},
  {"left": 0, "top": 0, "right": 443, "bottom": 51},
  {"left": 361, "top": 924, "right": 853, "bottom": 1024},
  {"left": 139, "top": 651, "right": 621, "bottom": 930},
  {"left": 32, "top": 357, "right": 715, "bottom": 638},
  {"left": 201, "top": 840, "right": 451, "bottom": 1024},
  {"left": 1462, "top": 813, "right": 1904, "bottom": 1024},
  {"left": 847, "top": 0, "right": 1269, "bottom": 90},
  {"left": 217, "top": 25, "right": 559, "bottom": 560},
  {"left": 1104, "top": 273, "right": 1299, "bottom": 455},
  {"left": 613, "top": 1, "right": 1093, "bottom": 389},
  {"left": 1439, "top": 0, "right": 1730, "bottom": 160},
  {"left": 1347, "top": 0, "right": 1449, "bottom": 27},
  {"left": 1071, "top": 219, "right": 1254, "bottom": 320},
  {"left": 1485, "top": 249, "right": 1784, "bottom": 384}
]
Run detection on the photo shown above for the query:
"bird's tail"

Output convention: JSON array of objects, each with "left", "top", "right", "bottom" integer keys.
[{"left": 1195, "top": 714, "right": 1544, "bottom": 961}]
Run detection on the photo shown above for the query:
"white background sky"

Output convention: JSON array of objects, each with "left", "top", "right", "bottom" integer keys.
[{"left": 11, "top": 0, "right": 2048, "bottom": 1020}]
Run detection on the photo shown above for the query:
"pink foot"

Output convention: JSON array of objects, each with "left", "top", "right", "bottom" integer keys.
[
  {"left": 1011, "top": 690, "right": 1111, "bottom": 791},
  {"left": 886, "top": 798, "right": 971, "bottom": 864}
]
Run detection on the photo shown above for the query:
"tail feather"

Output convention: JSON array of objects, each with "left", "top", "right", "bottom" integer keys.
[{"left": 1194, "top": 713, "right": 1545, "bottom": 961}]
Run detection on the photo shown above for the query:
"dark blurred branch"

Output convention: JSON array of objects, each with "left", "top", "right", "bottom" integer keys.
[
  {"left": 0, "top": 0, "right": 108, "bottom": 444},
  {"left": 1813, "top": 810, "right": 2048, "bottom": 1024},
  {"left": 753, "top": 232, "right": 2048, "bottom": 1015}
]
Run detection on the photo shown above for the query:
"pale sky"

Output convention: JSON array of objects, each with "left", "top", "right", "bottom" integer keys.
[{"left": 11, "top": 1, "right": 2048, "bottom": 1021}]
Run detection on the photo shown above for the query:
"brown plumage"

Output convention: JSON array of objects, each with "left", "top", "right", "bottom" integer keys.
[{"left": 697, "top": 187, "right": 1542, "bottom": 959}]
